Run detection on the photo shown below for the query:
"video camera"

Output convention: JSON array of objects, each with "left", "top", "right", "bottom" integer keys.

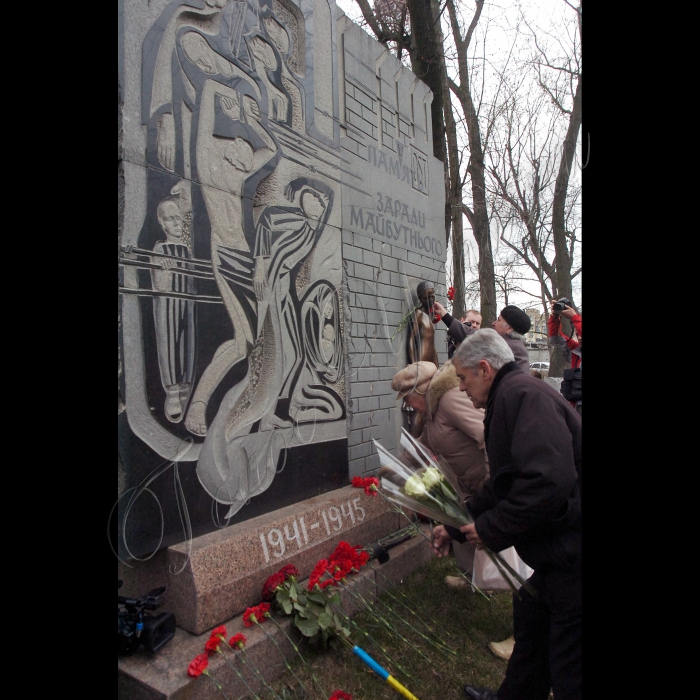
[
  {"left": 118, "top": 580, "right": 176, "bottom": 656},
  {"left": 552, "top": 298, "right": 573, "bottom": 315}
]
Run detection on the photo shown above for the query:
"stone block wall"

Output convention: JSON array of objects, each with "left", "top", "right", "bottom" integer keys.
[{"left": 336, "top": 16, "right": 448, "bottom": 479}]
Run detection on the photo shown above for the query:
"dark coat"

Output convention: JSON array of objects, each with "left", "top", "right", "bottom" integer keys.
[
  {"left": 441, "top": 313, "right": 530, "bottom": 373},
  {"left": 502, "top": 334, "right": 530, "bottom": 374},
  {"left": 467, "top": 362, "right": 582, "bottom": 572}
]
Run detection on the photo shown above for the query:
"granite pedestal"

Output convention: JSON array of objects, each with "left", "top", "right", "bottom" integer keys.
[{"left": 118, "top": 524, "right": 433, "bottom": 700}]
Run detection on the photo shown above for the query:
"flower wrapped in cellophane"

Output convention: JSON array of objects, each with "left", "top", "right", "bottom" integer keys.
[{"left": 373, "top": 429, "right": 536, "bottom": 598}]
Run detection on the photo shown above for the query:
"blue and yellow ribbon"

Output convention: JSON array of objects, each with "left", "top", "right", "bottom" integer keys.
[{"left": 352, "top": 645, "right": 420, "bottom": 700}]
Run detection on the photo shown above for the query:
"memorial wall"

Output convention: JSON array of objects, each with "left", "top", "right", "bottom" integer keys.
[{"left": 117, "top": 0, "right": 446, "bottom": 564}]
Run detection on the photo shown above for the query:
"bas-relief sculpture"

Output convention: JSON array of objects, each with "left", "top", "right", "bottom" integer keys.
[{"left": 119, "top": 0, "right": 346, "bottom": 528}]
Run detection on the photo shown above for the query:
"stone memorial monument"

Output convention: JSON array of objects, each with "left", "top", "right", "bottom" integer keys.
[{"left": 118, "top": 1, "right": 446, "bottom": 694}]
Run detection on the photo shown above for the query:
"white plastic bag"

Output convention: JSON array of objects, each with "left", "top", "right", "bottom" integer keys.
[{"left": 472, "top": 547, "right": 534, "bottom": 591}]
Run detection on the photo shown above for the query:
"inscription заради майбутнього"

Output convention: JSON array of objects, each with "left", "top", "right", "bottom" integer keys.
[
  {"left": 349, "top": 197, "right": 443, "bottom": 258},
  {"left": 259, "top": 496, "right": 366, "bottom": 563},
  {"left": 343, "top": 144, "right": 443, "bottom": 258}
]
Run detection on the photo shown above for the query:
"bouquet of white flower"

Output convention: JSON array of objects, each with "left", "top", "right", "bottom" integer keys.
[{"left": 373, "top": 429, "right": 536, "bottom": 598}]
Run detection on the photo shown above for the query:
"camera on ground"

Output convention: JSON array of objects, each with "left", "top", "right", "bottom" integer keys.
[{"left": 118, "top": 580, "right": 176, "bottom": 656}]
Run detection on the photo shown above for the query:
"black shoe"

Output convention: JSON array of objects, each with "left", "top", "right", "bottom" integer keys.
[{"left": 464, "top": 686, "right": 498, "bottom": 700}]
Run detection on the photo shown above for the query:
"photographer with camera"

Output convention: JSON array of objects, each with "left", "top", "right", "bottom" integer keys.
[{"left": 548, "top": 299, "right": 582, "bottom": 416}]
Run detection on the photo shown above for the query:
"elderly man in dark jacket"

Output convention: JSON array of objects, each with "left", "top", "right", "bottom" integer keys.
[
  {"left": 432, "top": 302, "right": 531, "bottom": 373},
  {"left": 432, "top": 329, "right": 582, "bottom": 700}
]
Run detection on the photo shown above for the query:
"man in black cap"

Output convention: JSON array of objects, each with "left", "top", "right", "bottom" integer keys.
[{"left": 493, "top": 306, "right": 531, "bottom": 373}]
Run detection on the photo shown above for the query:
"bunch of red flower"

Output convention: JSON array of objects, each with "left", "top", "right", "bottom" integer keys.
[
  {"left": 447, "top": 286, "right": 455, "bottom": 301},
  {"left": 261, "top": 564, "right": 299, "bottom": 601},
  {"left": 351, "top": 475, "right": 379, "bottom": 496},
  {"left": 204, "top": 624, "right": 227, "bottom": 653},
  {"left": 308, "top": 541, "right": 370, "bottom": 590},
  {"left": 243, "top": 602, "right": 271, "bottom": 627},
  {"left": 188, "top": 625, "right": 248, "bottom": 679},
  {"left": 307, "top": 557, "right": 337, "bottom": 591},
  {"left": 432, "top": 313, "right": 442, "bottom": 324}
]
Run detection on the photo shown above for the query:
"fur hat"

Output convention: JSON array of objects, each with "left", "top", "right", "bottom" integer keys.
[
  {"left": 500, "top": 305, "right": 531, "bottom": 335},
  {"left": 391, "top": 361, "right": 438, "bottom": 399}
]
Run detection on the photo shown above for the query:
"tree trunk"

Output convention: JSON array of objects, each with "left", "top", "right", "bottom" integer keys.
[
  {"left": 406, "top": 0, "right": 446, "bottom": 166},
  {"left": 552, "top": 74, "right": 582, "bottom": 306},
  {"left": 446, "top": 0, "right": 496, "bottom": 325}
]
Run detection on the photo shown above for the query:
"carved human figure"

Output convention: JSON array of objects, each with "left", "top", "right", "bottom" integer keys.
[
  {"left": 150, "top": 181, "right": 196, "bottom": 422},
  {"left": 250, "top": 178, "right": 335, "bottom": 417},
  {"left": 184, "top": 89, "right": 279, "bottom": 435},
  {"left": 196, "top": 177, "right": 337, "bottom": 516},
  {"left": 408, "top": 281, "right": 439, "bottom": 367}
]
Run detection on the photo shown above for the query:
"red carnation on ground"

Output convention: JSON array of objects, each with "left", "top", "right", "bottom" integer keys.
[
  {"left": 351, "top": 476, "right": 379, "bottom": 496},
  {"left": 279, "top": 564, "right": 299, "bottom": 579},
  {"left": 308, "top": 558, "right": 332, "bottom": 590},
  {"left": 328, "top": 556, "right": 353, "bottom": 580},
  {"left": 187, "top": 653, "right": 209, "bottom": 678},
  {"left": 329, "top": 691, "right": 353, "bottom": 700},
  {"left": 353, "top": 546, "right": 370, "bottom": 568},
  {"left": 447, "top": 286, "right": 455, "bottom": 301},
  {"left": 228, "top": 633, "right": 246, "bottom": 650},
  {"left": 261, "top": 572, "right": 286, "bottom": 601},
  {"left": 242, "top": 603, "right": 271, "bottom": 627},
  {"left": 211, "top": 625, "right": 226, "bottom": 639},
  {"left": 204, "top": 636, "right": 222, "bottom": 654}
]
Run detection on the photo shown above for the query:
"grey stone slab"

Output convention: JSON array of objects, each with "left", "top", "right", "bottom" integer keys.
[
  {"left": 347, "top": 411, "right": 372, "bottom": 430},
  {"left": 378, "top": 393, "right": 396, "bottom": 409},
  {"left": 340, "top": 135, "right": 360, "bottom": 156},
  {"left": 373, "top": 380, "right": 394, "bottom": 395},
  {"left": 362, "top": 249, "right": 381, "bottom": 267},
  {"left": 376, "top": 269, "right": 392, "bottom": 285},
  {"left": 365, "top": 310, "right": 382, "bottom": 325},
  {"left": 344, "top": 245, "right": 364, "bottom": 263},
  {"left": 357, "top": 367, "right": 379, "bottom": 381},
  {"left": 349, "top": 442, "right": 372, "bottom": 460},
  {"left": 353, "top": 232, "right": 374, "bottom": 250},
  {"left": 353, "top": 262, "right": 376, "bottom": 281},
  {"left": 349, "top": 382, "right": 373, "bottom": 398},
  {"left": 348, "top": 457, "right": 366, "bottom": 476},
  {"left": 355, "top": 292, "right": 378, "bottom": 309},
  {"left": 347, "top": 429, "right": 363, "bottom": 447},
  {"left": 350, "top": 307, "right": 366, "bottom": 323},
  {"left": 358, "top": 396, "right": 380, "bottom": 412}
]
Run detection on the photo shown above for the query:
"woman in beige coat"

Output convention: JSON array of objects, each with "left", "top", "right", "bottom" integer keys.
[{"left": 392, "top": 360, "right": 489, "bottom": 585}]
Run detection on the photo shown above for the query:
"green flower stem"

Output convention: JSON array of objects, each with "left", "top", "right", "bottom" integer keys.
[
  {"left": 361, "top": 577, "right": 457, "bottom": 656},
  {"left": 330, "top": 602, "right": 413, "bottom": 681},
  {"left": 227, "top": 644, "right": 285, "bottom": 700},
  {"left": 337, "top": 576, "right": 434, "bottom": 666},
  {"left": 253, "top": 619, "right": 315, "bottom": 699},
  {"left": 266, "top": 615, "right": 328, "bottom": 699},
  {"left": 372, "top": 488, "right": 491, "bottom": 602},
  {"left": 390, "top": 304, "right": 421, "bottom": 341},
  {"left": 213, "top": 648, "right": 261, "bottom": 700},
  {"left": 202, "top": 669, "right": 232, "bottom": 700},
  {"left": 371, "top": 568, "right": 458, "bottom": 645}
]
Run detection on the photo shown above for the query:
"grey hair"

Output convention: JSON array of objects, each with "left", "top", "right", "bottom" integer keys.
[{"left": 453, "top": 328, "right": 514, "bottom": 372}]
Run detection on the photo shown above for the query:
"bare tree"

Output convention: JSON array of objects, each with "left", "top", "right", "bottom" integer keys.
[
  {"left": 444, "top": 0, "right": 497, "bottom": 325},
  {"left": 349, "top": 0, "right": 497, "bottom": 323},
  {"left": 484, "top": 1, "right": 581, "bottom": 375}
]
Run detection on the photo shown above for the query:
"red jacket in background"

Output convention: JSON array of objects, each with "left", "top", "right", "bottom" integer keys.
[{"left": 548, "top": 313, "right": 582, "bottom": 369}]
